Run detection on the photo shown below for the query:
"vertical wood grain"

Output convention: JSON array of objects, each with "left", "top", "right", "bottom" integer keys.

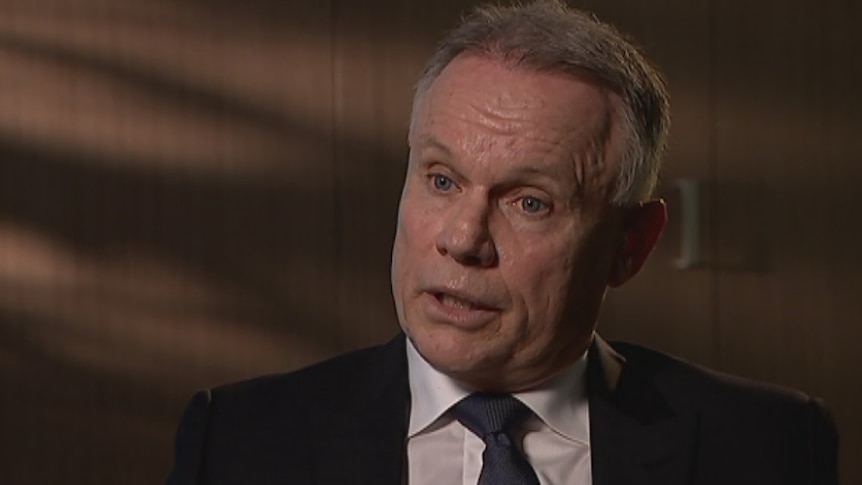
[
  {"left": 0, "top": 0, "right": 339, "bottom": 483},
  {"left": 582, "top": 0, "right": 718, "bottom": 368},
  {"left": 710, "top": 1, "right": 861, "bottom": 482},
  {"left": 0, "top": 0, "right": 858, "bottom": 483}
]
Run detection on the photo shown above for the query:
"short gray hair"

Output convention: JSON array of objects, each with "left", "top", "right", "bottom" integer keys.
[{"left": 412, "top": 0, "right": 670, "bottom": 205}]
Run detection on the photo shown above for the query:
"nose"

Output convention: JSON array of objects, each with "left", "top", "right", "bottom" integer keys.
[{"left": 435, "top": 194, "right": 498, "bottom": 267}]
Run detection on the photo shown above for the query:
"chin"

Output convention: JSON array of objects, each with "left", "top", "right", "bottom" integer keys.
[{"left": 409, "top": 324, "right": 512, "bottom": 379}]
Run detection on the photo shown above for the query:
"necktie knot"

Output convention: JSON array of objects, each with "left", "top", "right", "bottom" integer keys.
[
  {"left": 451, "top": 393, "right": 540, "bottom": 485},
  {"left": 452, "top": 392, "right": 532, "bottom": 439}
]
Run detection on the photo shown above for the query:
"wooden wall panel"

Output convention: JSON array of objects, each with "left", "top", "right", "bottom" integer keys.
[
  {"left": 0, "top": 1, "right": 339, "bottom": 483},
  {"left": 579, "top": 0, "right": 718, "bottom": 367},
  {"left": 0, "top": 0, "right": 858, "bottom": 483},
  {"left": 329, "top": 0, "right": 429, "bottom": 347},
  {"left": 711, "top": 1, "right": 862, "bottom": 482}
]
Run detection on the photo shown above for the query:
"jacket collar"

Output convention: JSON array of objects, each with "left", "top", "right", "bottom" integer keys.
[
  {"left": 588, "top": 335, "right": 699, "bottom": 485},
  {"left": 309, "top": 333, "right": 699, "bottom": 485},
  {"left": 312, "top": 335, "right": 410, "bottom": 485}
]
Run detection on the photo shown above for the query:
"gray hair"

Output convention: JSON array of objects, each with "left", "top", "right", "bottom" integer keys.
[{"left": 412, "top": 0, "right": 670, "bottom": 205}]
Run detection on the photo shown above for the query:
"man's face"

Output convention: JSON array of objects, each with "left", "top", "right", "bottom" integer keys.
[{"left": 391, "top": 54, "right": 628, "bottom": 391}]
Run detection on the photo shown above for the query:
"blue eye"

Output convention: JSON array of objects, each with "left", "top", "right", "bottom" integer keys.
[
  {"left": 432, "top": 174, "right": 454, "bottom": 191},
  {"left": 520, "top": 196, "right": 546, "bottom": 213}
]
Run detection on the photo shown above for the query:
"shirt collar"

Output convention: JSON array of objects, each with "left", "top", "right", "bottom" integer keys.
[
  {"left": 515, "top": 351, "right": 589, "bottom": 444},
  {"left": 406, "top": 338, "right": 472, "bottom": 437},
  {"left": 406, "top": 337, "right": 590, "bottom": 443}
]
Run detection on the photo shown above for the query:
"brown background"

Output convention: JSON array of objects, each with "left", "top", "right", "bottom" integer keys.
[{"left": 0, "top": 0, "right": 859, "bottom": 483}]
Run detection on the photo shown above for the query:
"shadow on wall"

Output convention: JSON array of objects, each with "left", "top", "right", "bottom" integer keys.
[
  {"left": 0, "top": 1, "right": 418, "bottom": 483},
  {"left": 2, "top": 0, "right": 861, "bottom": 484}
]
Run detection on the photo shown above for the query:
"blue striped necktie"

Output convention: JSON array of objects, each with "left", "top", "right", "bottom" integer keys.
[{"left": 452, "top": 393, "right": 541, "bottom": 485}]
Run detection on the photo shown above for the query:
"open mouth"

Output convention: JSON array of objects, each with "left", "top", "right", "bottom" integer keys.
[{"left": 434, "top": 292, "right": 491, "bottom": 311}]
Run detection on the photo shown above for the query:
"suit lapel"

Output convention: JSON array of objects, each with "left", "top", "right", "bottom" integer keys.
[
  {"left": 312, "top": 336, "right": 409, "bottom": 485},
  {"left": 307, "top": 334, "right": 699, "bottom": 485},
  {"left": 588, "top": 336, "right": 698, "bottom": 485}
]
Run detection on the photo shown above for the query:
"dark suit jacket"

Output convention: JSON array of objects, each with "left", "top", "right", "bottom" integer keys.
[{"left": 166, "top": 335, "right": 839, "bottom": 484}]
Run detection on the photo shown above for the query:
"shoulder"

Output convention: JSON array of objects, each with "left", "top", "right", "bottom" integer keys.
[
  {"left": 607, "top": 340, "right": 838, "bottom": 450},
  {"left": 208, "top": 335, "right": 407, "bottom": 415},
  {"left": 167, "top": 335, "right": 408, "bottom": 483},
  {"left": 601, "top": 341, "right": 839, "bottom": 483},
  {"left": 166, "top": 335, "right": 408, "bottom": 483},
  {"left": 607, "top": 340, "right": 816, "bottom": 408}
]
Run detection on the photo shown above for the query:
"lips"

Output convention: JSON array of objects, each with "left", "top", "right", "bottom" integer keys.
[
  {"left": 434, "top": 292, "right": 495, "bottom": 311},
  {"left": 422, "top": 288, "right": 502, "bottom": 329}
]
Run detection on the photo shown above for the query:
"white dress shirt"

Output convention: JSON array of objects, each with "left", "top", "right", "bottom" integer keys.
[{"left": 406, "top": 339, "right": 592, "bottom": 485}]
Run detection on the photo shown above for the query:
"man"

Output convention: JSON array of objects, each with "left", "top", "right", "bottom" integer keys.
[{"left": 166, "top": 1, "right": 839, "bottom": 484}]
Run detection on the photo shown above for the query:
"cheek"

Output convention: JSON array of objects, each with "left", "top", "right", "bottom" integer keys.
[
  {"left": 392, "top": 207, "right": 423, "bottom": 327},
  {"left": 395, "top": 201, "right": 430, "bottom": 255},
  {"left": 504, "top": 235, "right": 579, "bottom": 318},
  {"left": 392, "top": 195, "right": 438, "bottom": 283}
]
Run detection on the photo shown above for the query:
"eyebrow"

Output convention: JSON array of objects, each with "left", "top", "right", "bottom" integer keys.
[
  {"left": 413, "top": 135, "right": 572, "bottom": 182},
  {"left": 411, "top": 135, "right": 454, "bottom": 159}
]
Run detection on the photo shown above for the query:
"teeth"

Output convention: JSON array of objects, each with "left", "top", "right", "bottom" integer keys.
[{"left": 440, "top": 293, "right": 477, "bottom": 310}]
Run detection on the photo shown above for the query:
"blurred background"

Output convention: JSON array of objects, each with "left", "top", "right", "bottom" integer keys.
[{"left": 0, "top": 0, "right": 859, "bottom": 483}]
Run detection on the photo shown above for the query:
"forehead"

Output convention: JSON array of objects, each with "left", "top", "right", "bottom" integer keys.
[{"left": 410, "top": 54, "right": 617, "bottom": 165}]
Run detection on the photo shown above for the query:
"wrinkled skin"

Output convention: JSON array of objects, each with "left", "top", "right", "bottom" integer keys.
[{"left": 391, "top": 54, "right": 652, "bottom": 391}]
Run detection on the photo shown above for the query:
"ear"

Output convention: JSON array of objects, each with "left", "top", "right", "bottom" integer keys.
[{"left": 608, "top": 199, "right": 667, "bottom": 287}]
